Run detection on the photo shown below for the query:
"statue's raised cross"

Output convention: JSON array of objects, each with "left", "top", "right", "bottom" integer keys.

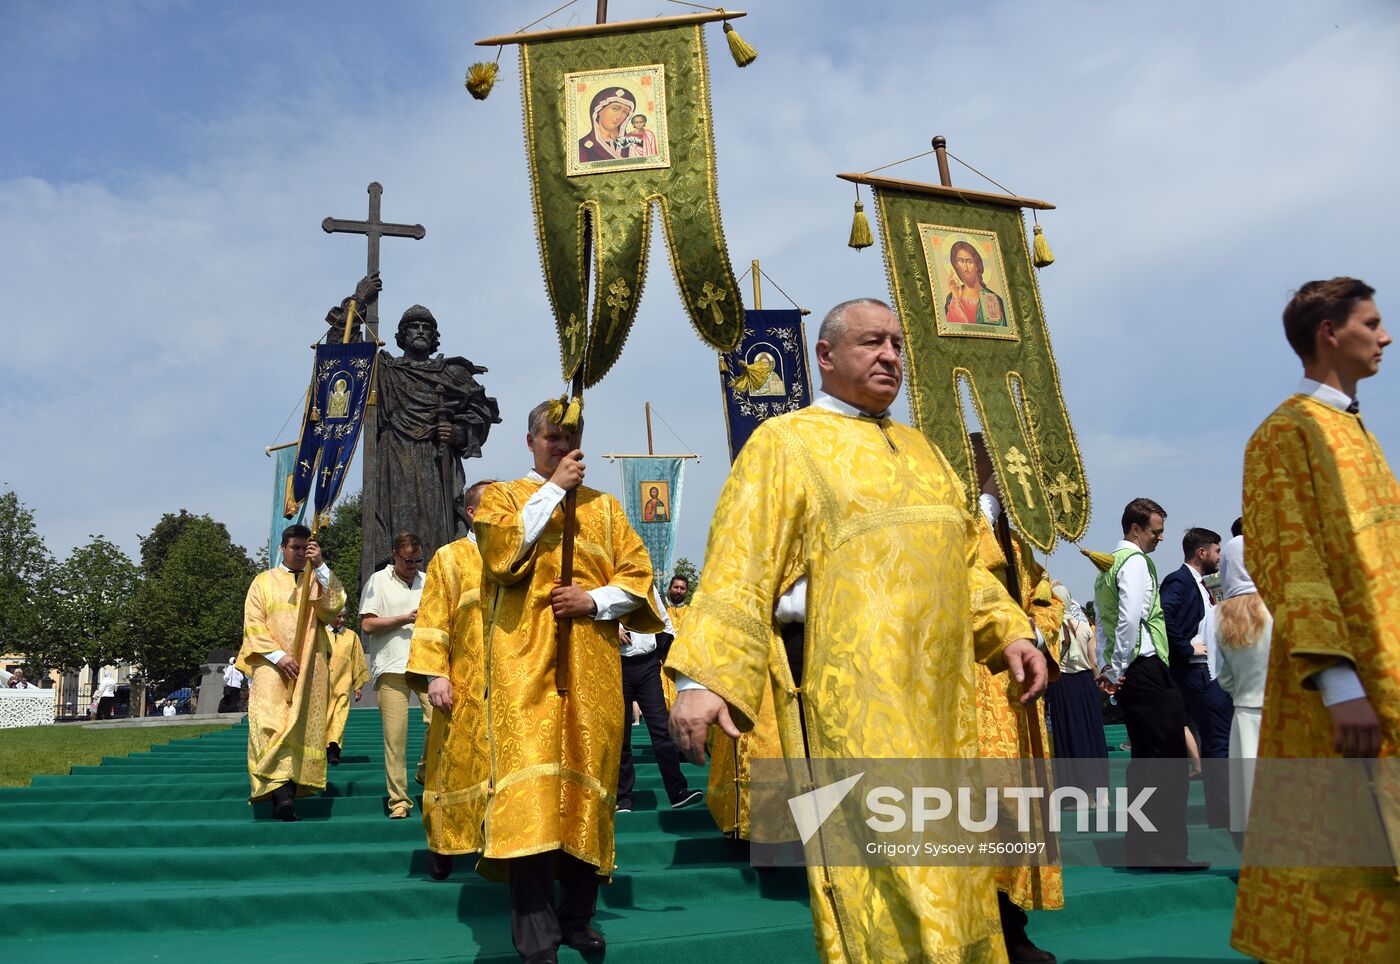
[
  {"left": 1003, "top": 446, "right": 1037, "bottom": 509},
  {"left": 322, "top": 181, "right": 426, "bottom": 341},
  {"left": 1047, "top": 472, "right": 1079, "bottom": 516}
]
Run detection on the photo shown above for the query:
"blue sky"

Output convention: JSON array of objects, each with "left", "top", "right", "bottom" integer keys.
[{"left": 3, "top": 0, "right": 1398, "bottom": 604}]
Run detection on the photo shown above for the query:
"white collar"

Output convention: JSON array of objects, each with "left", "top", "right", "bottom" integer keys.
[
  {"left": 1116, "top": 539, "right": 1141, "bottom": 553},
  {"left": 468, "top": 530, "right": 477, "bottom": 544},
  {"left": 1297, "top": 377, "right": 1354, "bottom": 413},
  {"left": 527, "top": 469, "right": 547, "bottom": 483},
  {"left": 814, "top": 391, "right": 891, "bottom": 420}
]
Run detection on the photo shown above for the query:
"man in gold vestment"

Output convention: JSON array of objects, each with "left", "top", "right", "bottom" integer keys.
[
  {"left": 408, "top": 479, "right": 494, "bottom": 882},
  {"left": 237, "top": 524, "right": 346, "bottom": 820},
  {"left": 669, "top": 299, "right": 1048, "bottom": 964},
  {"left": 971, "top": 433, "right": 1064, "bottom": 963},
  {"left": 475, "top": 401, "right": 664, "bottom": 963},
  {"left": 1234, "top": 278, "right": 1400, "bottom": 962},
  {"left": 326, "top": 612, "right": 368, "bottom": 766}
]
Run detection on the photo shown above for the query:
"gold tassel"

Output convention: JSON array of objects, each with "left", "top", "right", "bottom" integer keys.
[
  {"left": 465, "top": 61, "right": 499, "bottom": 101},
  {"left": 546, "top": 395, "right": 566, "bottom": 426},
  {"left": 848, "top": 200, "right": 874, "bottom": 250},
  {"left": 723, "top": 21, "right": 757, "bottom": 67},
  {"left": 1080, "top": 547, "right": 1115, "bottom": 573},
  {"left": 562, "top": 397, "right": 582, "bottom": 430},
  {"left": 1032, "top": 223, "right": 1055, "bottom": 268}
]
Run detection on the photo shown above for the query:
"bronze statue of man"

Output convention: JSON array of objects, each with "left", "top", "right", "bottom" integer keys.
[{"left": 361, "top": 305, "right": 499, "bottom": 584}]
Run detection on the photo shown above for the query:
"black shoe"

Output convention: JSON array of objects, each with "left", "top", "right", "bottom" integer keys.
[
  {"left": 271, "top": 784, "right": 300, "bottom": 822},
  {"left": 670, "top": 789, "right": 703, "bottom": 809},
  {"left": 1149, "top": 860, "right": 1210, "bottom": 873},
  {"left": 561, "top": 924, "right": 605, "bottom": 952},
  {"left": 615, "top": 799, "right": 634, "bottom": 813},
  {"left": 427, "top": 850, "right": 454, "bottom": 881},
  {"left": 327, "top": 742, "right": 341, "bottom": 766},
  {"left": 1007, "top": 937, "right": 1057, "bottom": 963}
]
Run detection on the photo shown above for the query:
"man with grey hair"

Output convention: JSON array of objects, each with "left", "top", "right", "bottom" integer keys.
[{"left": 668, "top": 297, "right": 1047, "bottom": 962}]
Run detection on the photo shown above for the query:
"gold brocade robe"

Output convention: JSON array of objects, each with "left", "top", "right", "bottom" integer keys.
[
  {"left": 237, "top": 567, "right": 346, "bottom": 802},
  {"left": 667, "top": 407, "right": 1026, "bottom": 963},
  {"left": 662, "top": 604, "right": 688, "bottom": 708},
  {"left": 706, "top": 632, "right": 788, "bottom": 839},
  {"left": 974, "top": 517, "right": 1064, "bottom": 912},
  {"left": 475, "top": 478, "right": 664, "bottom": 880},
  {"left": 326, "top": 628, "right": 368, "bottom": 747},
  {"left": 1235, "top": 395, "right": 1400, "bottom": 962},
  {"left": 406, "top": 535, "right": 490, "bottom": 856}
]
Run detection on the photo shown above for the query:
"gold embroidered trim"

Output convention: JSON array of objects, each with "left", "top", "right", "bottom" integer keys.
[{"left": 831, "top": 504, "right": 963, "bottom": 550}]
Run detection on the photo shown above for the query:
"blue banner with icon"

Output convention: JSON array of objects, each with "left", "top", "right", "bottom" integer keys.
[
  {"left": 289, "top": 341, "right": 378, "bottom": 527},
  {"left": 619, "top": 456, "right": 685, "bottom": 596},
  {"left": 717, "top": 309, "right": 813, "bottom": 462},
  {"left": 269, "top": 446, "right": 309, "bottom": 568}
]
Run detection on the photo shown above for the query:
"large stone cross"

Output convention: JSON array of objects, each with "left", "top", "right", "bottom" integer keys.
[{"left": 322, "top": 181, "right": 426, "bottom": 341}]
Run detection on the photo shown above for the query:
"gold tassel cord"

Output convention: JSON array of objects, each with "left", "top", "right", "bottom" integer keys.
[
  {"left": 465, "top": 61, "right": 499, "bottom": 100},
  {"left": 546, "top": 394, "right": 584, "bottom": 431},
  {"left": 1032, "top": 223, "right": 1055, "bottom": 268},
  {"left": 728, "top": 354, "right": 775, "bottom": 393},
  {"left": 723, "top": 20, "right": 757, "bottom": 67},
  {"left": 848, "top": 199, "right": 874, "bottom": 250},
  {"left": 1079, "top": 547, "right": 1114, "bottom": 573}
]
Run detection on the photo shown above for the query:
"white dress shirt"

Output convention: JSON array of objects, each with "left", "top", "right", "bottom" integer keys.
[
  {"left": 360, "top": 564, "right": 424, "bottom": 681},
  {"left": 620, "top": 589, "right": 674, "bottom": 657},
  {"left": 265, "top": 563, "right": 333, "bottom": 666},
  {"left": 515, "top": 470, "right": 644, "bottom": 622},
  {"left": 1100, "top": 540, "right": 1158, "bottom": 685},
  {"left": 1287, "top": 378, "right": 1365, "bottom": 706}
]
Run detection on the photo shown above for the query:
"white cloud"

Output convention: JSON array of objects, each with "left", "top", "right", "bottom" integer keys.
[{"left": 3, "top": 0, "right": 1398, "bottom": 605}]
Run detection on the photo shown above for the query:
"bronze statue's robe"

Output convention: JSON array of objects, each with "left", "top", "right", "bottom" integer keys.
[
  {"left": 326, "top": 627, "right": 368, "bottom": 748},
  {"left": 668, "top": 407, "right": 1026, "bottom": 963},
  {"left": 407, "top": 535, "right": 490, "bottom": 856},
  {"left": 1234, "top": 394, "right": 1400, "bottom": 962},
  {"left": 237, "top": 567, "right": 346, "bottom": 802},
  {"left": 974, "top": 517, "right": 1065, "bottom": 912},
  {"left": 475, "top": 478, "right": 664, "bottom": 880}
]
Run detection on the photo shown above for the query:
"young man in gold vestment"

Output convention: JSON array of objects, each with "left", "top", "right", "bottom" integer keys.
[
  {"left": 475, "top": 402, "right": 665, "bottom": 964},
  {"left": 325, "top": 611, "right": 367, "bottom": 766},
  {"left": 407, "top": 479, "right": 495, "bottom": 882},
  {"left": 971, "top": 433, "right": 1065, "bottom": 964},
  {"left": 237, "top": 525, "right": 346, "bottom": 821},
  {"left": 669, "top": 298, "right": 1048, "bottom": 964},
  {"left": 1234, "top": 278, "right": 1400, "bottom": 962}
]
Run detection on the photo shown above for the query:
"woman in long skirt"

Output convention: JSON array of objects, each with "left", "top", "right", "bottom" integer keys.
[{"left": 1046, "top": 584, "right": 1110, "bottom": 804}]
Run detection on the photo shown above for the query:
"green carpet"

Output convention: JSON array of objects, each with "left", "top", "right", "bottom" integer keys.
[{"left": 1, "top": 716, "right": 1244, "bottom": 962}]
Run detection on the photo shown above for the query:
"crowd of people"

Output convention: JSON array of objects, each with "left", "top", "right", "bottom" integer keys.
[{"left": 235, "top": 277, "right": 1394, "bottom": 963}]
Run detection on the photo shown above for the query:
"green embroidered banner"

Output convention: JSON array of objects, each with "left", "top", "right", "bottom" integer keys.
[
  {"left": 854, "top": 176, "right": 1088, "bottom": 551},
  {"left": 517, "top": 20, "right": 744, "bottom": 387}
]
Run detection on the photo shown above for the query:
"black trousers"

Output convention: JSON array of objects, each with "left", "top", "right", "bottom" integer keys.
[
  {"left": 218, "top": 685, "right": 241, "bottom": 713},
  {"left": 618, "top": 651, "right": 689, "bottom": 806},
  {"left": 96, "top": 696, "right": 115, "bottom": 720},
  {"left": 508, "top": 850, "right": 600, "bottom": 962},
  {"left": 1172, "top": 662, "right": 1233, "bottom": 828},
  {"left": 1119, "top": 654, "right": 1191, "bottom": 865}
]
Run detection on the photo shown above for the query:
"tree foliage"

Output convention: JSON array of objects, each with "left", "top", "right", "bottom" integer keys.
[
  {"left": 27, "top": 536, "right": 139, "bottom": 673},
  {"left": 316, "top": 491, "right": 362, "bottom": 619},
  {"left": 0, "top": 489, "right": 52, "bottom": 657},
  {"left": 672, "top": 556, "right": 700, "bottom": 604},
  {"left": 129, "top": 516, "right": 257, "bottom": 689}
]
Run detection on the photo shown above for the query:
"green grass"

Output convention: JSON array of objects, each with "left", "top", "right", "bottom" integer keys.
[{"left": 0, "top": 724, "right": 234, "bottom": 787}]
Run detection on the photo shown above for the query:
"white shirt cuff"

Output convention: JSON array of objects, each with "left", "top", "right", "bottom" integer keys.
[
  {"left": 1315, "top": 663, "right": 1365, "bottom": 707},
  {"left": 314, "top": 563, "right": 331, "bottom": 587},
  {"left": 589, "top": 586, "right": 644, "bottom": 621},
  {"left": 675, "top": 673, "right": 709, "bottom": 693},
  {"left": 516, "top": 481, "right": 568, "bottom": 563},
  {"left": 266, "top": 650, "right": 286, "bottom": 665}
]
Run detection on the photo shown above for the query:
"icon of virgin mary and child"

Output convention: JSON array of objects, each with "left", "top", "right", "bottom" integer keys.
[{"left": 578, "top": 86, "right": 658, "bottom": 163}]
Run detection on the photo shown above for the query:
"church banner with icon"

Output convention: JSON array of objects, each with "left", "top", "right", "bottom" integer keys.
[
  {"left": 289, "top": 341, "right": 378, "bottom": 528},
  {"left": 719, "top": 309, "right": 813, "bottom": 462},
  {"left": 510, "top": 17, "right": 746, "bottom": 386},
  {"left": 858, "top": 177, "right": 1088, "bottom": 551},
  {"left": 268, "top": 446, "right": 309, "bottom": 568},
  {"left": 619, "top": 456, "right": 685, "bottom": 596}
]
